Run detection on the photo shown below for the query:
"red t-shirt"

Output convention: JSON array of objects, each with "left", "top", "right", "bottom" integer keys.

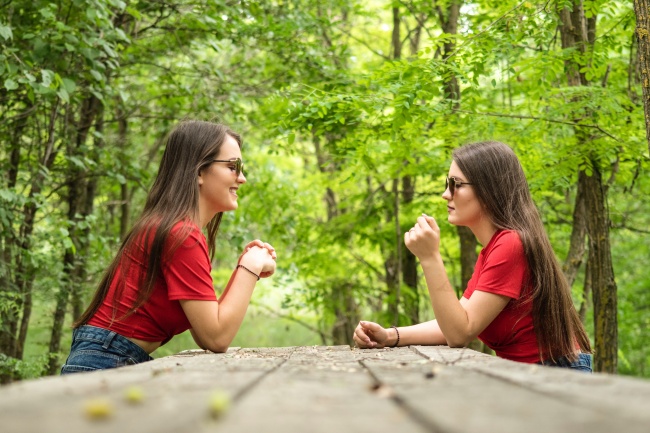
[
  {"left": 463, "top": 230, "right": 540, "bottom": 363},
  {"left": 88, "top": 221, "right": 217, "bottom": 344}
]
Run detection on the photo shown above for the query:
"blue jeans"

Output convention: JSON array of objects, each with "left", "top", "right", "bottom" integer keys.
[
  {"left": 60, "top": 325, "right": 153, "bottom": 375},
  {"left": 539, "top": 353, "right": 592, "bottom": 373}
]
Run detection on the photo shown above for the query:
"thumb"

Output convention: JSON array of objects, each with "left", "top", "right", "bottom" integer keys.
[
  {"left": 360, "top": 321, "right": 383, "bottom": 333},
  {"left": 422, "top": 213, "right": 438, "bottom": 230}
]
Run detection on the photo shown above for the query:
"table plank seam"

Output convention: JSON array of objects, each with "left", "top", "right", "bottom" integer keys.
[
  {"left": 229, "top": 347, "right": 297, "bottom": 403},
  {"left": 358, "top": 358, "right": 449, "bottom": 433}
]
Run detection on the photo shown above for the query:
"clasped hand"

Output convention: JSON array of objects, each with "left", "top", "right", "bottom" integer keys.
[{"left": 239, "top": 240, "right": 277, "bottom": 278}]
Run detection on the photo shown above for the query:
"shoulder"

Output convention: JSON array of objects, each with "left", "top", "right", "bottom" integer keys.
[
  {"left": 484, "top": 230, "right": 525, "bottom": 260},
  {"left": 166, "top": 221, "right": 207, "bottom": 253}
]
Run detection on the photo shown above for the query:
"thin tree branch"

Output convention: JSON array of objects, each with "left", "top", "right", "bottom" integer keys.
[
  {"left": 451, "top": 109, "right": 622, "bottom": 142},
  {"left": 337, "top": 27, "right": 392, "bottom": 60},
  {"left": 446, "top": 0, "right": 528, "bottom": 59},
  {"left": 611, "top": 224, "right": 650, "bottom": 234}
]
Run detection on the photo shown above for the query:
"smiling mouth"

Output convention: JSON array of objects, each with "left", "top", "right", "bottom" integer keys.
[
  {"left": 229, "top": 188, "right": 238, "bottom": 196},
  {"left": 447, "top": 206, "right": 455, "bottom": 212}
]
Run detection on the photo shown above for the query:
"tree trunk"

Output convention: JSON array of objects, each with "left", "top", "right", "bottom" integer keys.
[
  {"left": 117, "top": 112, "right": 131, "bottom": 239},
  {"left": 401, "top": 175, "right": 419, "bottom": 324},
  {"left": 312, "top": 133, "right": 358, "bottom": 344},
  {"left": 581, "top": 168, "right": 618, "bottom": 373},
  {"left": 563, "top": 177, "right": 587, "bottom": 287},
  {"left": 385, "top": 6, "right": 405, "bottom": 325},
  {"left": 559, "top": 1, "right": 618, "bottom": 373},
  {"left": 437, "top": 1, "right": 476, "bottom": 297},
  {"left": 0, "top": 114, "right": 28, "bottom": 363},
  {"left": 0, "top": 102, "right": 60, "bottom": 384},
  {"left": 331, "top": 283, "right": 359, "bottom": 346},
  {"left": 47, "top": 95, "right": 100, "bottom": 375},
  {"left": 634, "top": 0, "right": 650, "bottom": 153},
  {"left": 579, "top": 257, "right": 592, "bottom": 325},
  {"left": 392, "top": 6, "right": 401, "bottom": 60}
]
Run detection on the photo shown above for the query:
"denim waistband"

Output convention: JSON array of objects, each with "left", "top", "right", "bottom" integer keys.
[
  {"left": 74, "top": 325, "right": 153, "bottom": 363},
  {"left": 539, "top": 352, "right": 592, "bottom": 372}
]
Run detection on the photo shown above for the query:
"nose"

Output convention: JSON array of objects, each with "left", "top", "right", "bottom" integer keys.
[
  {"left": 442, "top": 186, "right": 452, "bottom": 201},
  {"left": 237, "top": 171, "right": 247, "bottom": 183}
]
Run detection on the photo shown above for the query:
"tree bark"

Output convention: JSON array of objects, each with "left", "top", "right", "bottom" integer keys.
[
  {"left": 0, "top": 113, "right": 28, "bottom": 359},
  {"left": 579, "top": 256, "right": 592, "bottom": 325},
  {"left": 563, "top": 178, "right": 587, "bottom": 287},
  {"left": 634, "top": 0, "right": 650, "bottom": 153},
  {"left": 401, "top": 175, "right": 419, "bottom": 324},
  {"left": 47, "top": 95, "right": 100, "bottom": 375},
  {"left": 581, "top": 168, "right": 617, "bottom": 373},
  {"left": 559, "top": 1, "right": 618, "bottom": 373},
  {"left": 313, "top": 132, "right": 358, "bottom": 345},
  {"left": 1, "top": 101, "right": 60, "bottom": 383},
  {"left": 437, "top": 1, "right": 476, "bottom": 295}
]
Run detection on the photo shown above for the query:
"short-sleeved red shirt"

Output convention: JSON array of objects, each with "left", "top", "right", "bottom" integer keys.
[
  {"left": 88, "top": 221, "right": 217, "bottom": 344},
  {"left": 463, "top": 230, "right": 540, "bottom": 363}
]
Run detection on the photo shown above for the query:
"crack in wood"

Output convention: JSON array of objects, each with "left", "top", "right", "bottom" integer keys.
[{"left": 358, "top": 358, "right": 447, "bottom": 433}]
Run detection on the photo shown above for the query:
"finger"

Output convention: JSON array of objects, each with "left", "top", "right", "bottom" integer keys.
[
  {"left": 416, "top": 216, "right": 431, "bottom": 230},
  {"left": 359, "top": 321, "right": 384, "bottom": 333},
  {"left": 422, "top": 213, "right": 439, "bottom": 231},
  {"left": 355, "top": 323, "right": 373, "bottom": 345},
  {"left": 352, "top": 333, "right": 369, "bottom": 348}
]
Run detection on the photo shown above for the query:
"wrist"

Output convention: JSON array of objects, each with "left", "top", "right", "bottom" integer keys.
[
  {"left": 237, "top": 264, "right": 260, "bottom": 280},
  {"left": 389, "top": 326, "right": 400, "bottom": 348},
  {"left": 239, "top": 255, "right": 263, "bottom": 275},
  {"left": 418, "top": 252, "right": 443, "bottom": 268}
]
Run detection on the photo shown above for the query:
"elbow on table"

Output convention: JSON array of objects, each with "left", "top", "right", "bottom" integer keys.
[
  {"left": 447, "top": 341, "right": 468, "bottom": 349},
  {"left": 446, "top": 335, "right": 473, "bottom": 348},
  {"left": 203, "top": 339, "right": 230, "bottom": 354},
  {"left": 206, "top": 343, "right": 229, "bottom": 353}
]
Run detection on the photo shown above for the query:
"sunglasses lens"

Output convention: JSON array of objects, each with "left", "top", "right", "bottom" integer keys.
[{"left": 446, "top": 177, "right": 455, "bottom": 196}]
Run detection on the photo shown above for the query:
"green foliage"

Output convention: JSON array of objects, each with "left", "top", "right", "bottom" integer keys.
[{"left": 1, "top": 0, "right": 648, "bottom": 378}]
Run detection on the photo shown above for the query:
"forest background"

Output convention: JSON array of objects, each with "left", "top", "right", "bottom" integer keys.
[{"left": 1, "top": 0, "right": 649, "bottom": 383}]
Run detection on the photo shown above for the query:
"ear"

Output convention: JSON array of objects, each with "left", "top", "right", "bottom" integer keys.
[{"left": 198, "top": 171, "right": 204, "bottom": 186}]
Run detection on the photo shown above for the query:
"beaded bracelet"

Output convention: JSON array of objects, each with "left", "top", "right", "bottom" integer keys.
[
  {"left": 390, "top": 325, "right": 400, "bottom": 348},
  {"left": 237, "top": 264, "right": 260, "bottom": 280}
]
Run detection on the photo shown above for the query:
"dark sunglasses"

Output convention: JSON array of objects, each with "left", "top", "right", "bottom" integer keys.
[
  {"left": 211, "top": 158, "right": 244, "bottom": 177},
  {"left": 445, "top": 176, "right": 473, "bottom": 197}
]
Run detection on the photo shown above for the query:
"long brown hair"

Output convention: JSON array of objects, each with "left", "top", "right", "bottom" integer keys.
[
  {"left": 74, "top": 120, "right": 242, "bottom": 327},
  {"left": 453, "top": 141, "right": 591, "bottom": 362}
]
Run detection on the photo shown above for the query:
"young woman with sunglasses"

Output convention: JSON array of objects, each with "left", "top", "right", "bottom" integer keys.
[
  {"left": 353, "top": 141, "right": 592, "bottom": 372},
  {"left": 61, "top": 120, "right": 277, "bottom": 374}
]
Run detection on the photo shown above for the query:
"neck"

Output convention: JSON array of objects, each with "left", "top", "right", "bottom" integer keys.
[{"left": 470, "top": 220, "right": 498, "bottom": 246}]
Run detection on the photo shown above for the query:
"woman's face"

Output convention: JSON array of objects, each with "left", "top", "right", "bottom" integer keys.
[
  {"left": 198, "top": 134, "right": 246, "bottom": 217},
  {"left": 442, "top": 161, "right": 484, "bottom": 229}
]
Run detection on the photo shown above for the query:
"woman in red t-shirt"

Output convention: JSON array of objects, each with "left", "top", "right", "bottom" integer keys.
[
  {"left": 353, "top": 141, "right": 592, "bottom": 371},
  {"left": 61, "top": 120, "right": 276, "bottom": 374}
]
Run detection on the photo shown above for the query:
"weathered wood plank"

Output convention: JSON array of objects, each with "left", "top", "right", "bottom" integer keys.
[
  {"left": 207, "top": 345, "right": 427, "bottom": 433},
  {"left": 2, "top": 345, "right": 649, "bottom": 433},
  {"left": 413, "top": 345, "right": 650, "bottom": 429},
  {"left": 0, "top": 347, "right": 288, "bottom": 433},
  {"left": 359, "top": 346, "right": 650, "bottom": 433}
]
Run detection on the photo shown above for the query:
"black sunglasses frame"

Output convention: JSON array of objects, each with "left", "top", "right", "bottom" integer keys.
[
  {"left": 445, "top": 176, "right": 473, "bottom": 197},
  {"left": 211, "top": 158, "right": 244, "bottom": 177}
]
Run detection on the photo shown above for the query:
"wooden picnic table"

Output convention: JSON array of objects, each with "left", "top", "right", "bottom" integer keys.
[{"left": 1, "top": 345, "right": 649, "bottom": 433}]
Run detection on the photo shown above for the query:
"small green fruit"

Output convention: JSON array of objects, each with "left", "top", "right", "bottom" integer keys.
[{"left": 208, "top": 390, "right": 231, "bottom": 419}]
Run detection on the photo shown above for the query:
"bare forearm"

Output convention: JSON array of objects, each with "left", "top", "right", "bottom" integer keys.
[
  {"left": 390, "top": 320, "right": 447, "bottom": 347},
  {"left": 211, "top": 272, "right": 258, "bottom": 348},
  {"left": 420, "top": 255, "right": 472, "bottom": 347}
]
